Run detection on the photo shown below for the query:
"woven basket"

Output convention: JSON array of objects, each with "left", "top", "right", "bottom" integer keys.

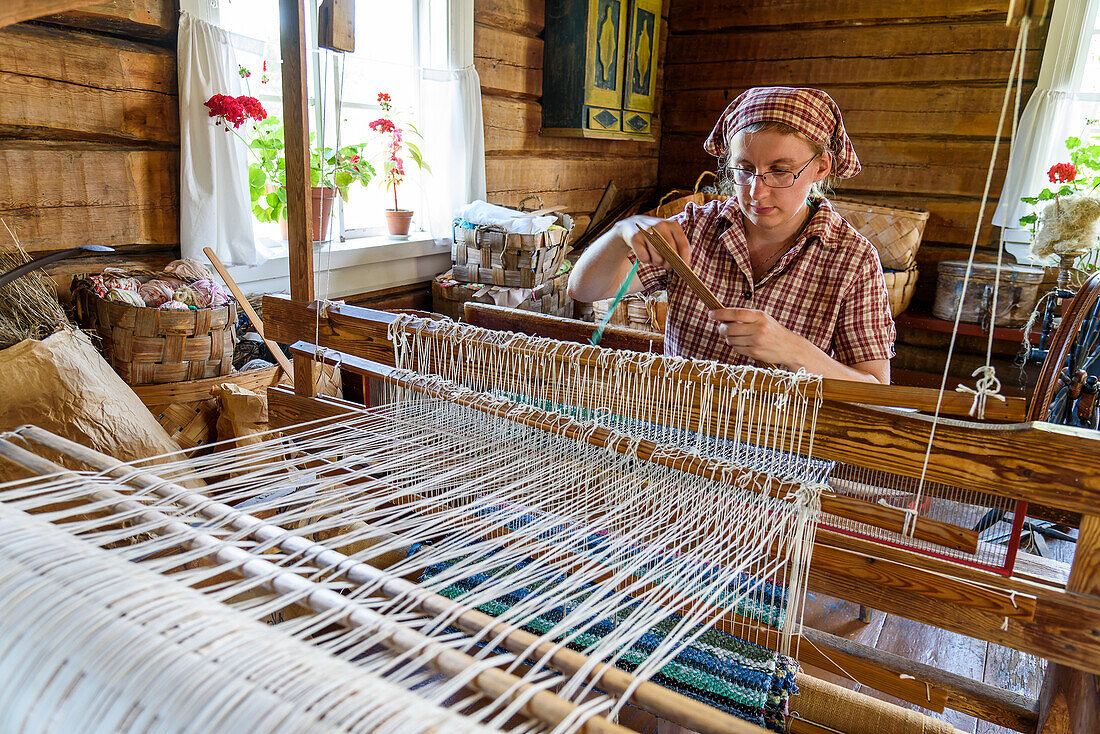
[
  {"left": 883, "top": 267, "right": 919, "bottom": 318},
  {"left": 74, "top": 290, "right": 237, "bottom": 385},
  {"left": 831, "top": 199, "right": 929, "bottom": 271},
  {"left": 646, "top": 172, "right": 724, "bottom": 219},
  {"left": 591, "top": 292, "right": 667, "bottom": 334},
  {"left": 432, "top": 268, "right": 573, "bottom": 321},
  {"left": 451, "top": 201, "right": 575, "bottom": 288}
]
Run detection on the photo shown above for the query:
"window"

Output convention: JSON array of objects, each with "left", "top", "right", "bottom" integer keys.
[
  {"left": 995, "top": 0, "right": 1100, "bottom": 255},
  {"left": 219, "top": 0, "right": 428, "bottom": 243}
]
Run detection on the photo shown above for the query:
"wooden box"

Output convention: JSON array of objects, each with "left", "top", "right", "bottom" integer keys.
[
  {"left": 451, "top": 212, "right": 574, "bottom": 289},
  {"left": 933, "top": 261, "right": 1045, "bottom": 328},
  {"left": 432, "top": 270, "right": 573, "bottom": 322},
  {"left": 591, "top": 292, "right": 666, "bottom": 333},
  {"left": 541, "top": 0, "right": 661, "bottom": 141}
]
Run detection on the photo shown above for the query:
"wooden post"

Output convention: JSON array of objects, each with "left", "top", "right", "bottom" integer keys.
[
  {"left": 278, "top": 0, "right": 318, "bottom": 396},
  {"left": 1036, "top": 513, "right": 1100, "bottom": 733}
]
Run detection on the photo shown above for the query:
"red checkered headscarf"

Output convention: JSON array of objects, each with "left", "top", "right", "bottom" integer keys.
[{"left": 704, "top": 87, "right": 861, "bottom": 179}]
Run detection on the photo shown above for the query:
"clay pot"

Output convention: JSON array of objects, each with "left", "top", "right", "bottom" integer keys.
[
  {"left": 384, "top": 209, "right": 414, "bottom": 236},
  {"left": 279, "top": 186, "right": 336, "bottom": 243}
]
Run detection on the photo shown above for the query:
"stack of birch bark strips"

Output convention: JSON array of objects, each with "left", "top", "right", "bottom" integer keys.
[{"left": 435, "top": 210, "right": 576, "bottom": 320}]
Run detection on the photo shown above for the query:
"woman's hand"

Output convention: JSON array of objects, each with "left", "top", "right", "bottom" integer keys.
[
  {"left": 710, "top": 307, "right": 804, "bottom": 366},
  {"left": 710, "top": 307, "right": 889, "bottom": 383},
  {"left": 614, "top": 215, "right": 691, "bottom": 270}
]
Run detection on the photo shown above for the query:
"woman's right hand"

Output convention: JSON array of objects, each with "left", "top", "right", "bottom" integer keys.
[{"left": 614, "top": 215, "right": 692, "bottom": 270}]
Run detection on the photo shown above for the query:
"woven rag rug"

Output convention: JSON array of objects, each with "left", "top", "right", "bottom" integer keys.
[{"left": 416, "top": 540, "right": 800, "bottom": 732}]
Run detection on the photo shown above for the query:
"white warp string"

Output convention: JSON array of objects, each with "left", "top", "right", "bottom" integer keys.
[{"left": 0, "top": 362, "right": 823, "bottom": 730}]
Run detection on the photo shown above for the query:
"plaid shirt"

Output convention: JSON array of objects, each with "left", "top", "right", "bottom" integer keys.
[{"left": 637, "top": 198, "right": 896, "bottom": 367}]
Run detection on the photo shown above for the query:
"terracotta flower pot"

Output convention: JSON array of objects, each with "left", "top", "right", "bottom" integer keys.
[
  {"left": 385, "top": 209, "right": 414, "bottom": 236},
  {"left": 278, "top": 186, "right": 336, "bottom": 243}
]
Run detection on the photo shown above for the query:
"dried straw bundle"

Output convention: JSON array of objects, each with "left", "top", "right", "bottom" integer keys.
[{"left": 0, "top": 222, "right": 69, "bottom": 350}]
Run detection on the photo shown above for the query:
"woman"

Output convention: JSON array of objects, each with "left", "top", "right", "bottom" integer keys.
[{"left": 568, "top": 87, "right": 895, "bottom": 384}]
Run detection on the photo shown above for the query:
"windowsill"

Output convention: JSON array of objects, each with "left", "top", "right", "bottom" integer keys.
[{"left": 225, "top": 233, "right": 451, "bottom": 299}]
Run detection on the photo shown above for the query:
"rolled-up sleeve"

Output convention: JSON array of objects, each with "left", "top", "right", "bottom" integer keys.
[{"left": 831, "top": 252, "right": 897, "bottom": 365}]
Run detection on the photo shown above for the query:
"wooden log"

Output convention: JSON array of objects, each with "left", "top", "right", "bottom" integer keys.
[
  {"left": 40, "top": 0, "right": 177, "bottom": 41},
  {"left": 662, "top": 85, "right": 1034, "bottom": 139},
  {"left": 0, "top": 25, "right": 177, "bottom": 144},
  {"left": 670, "top": 0, "right": 1011, "bottom": 32},
  {"left": 664, "top": 22, "right": 1043, "bottom": 81},
  {"left": 0, "top": 143, "right": 178, "bottom": 253},
  {"left": 482, "top": 96, "right": 658, "bottom": 158},
  {"left": 0, "top": 0, "right": 100, "bottom": 29},
  {"left": 474, "top": 23, "right": 542, "bottom": 99},
  {"left": 659, "top": 135, "right": 1013, "bottom": 200}
]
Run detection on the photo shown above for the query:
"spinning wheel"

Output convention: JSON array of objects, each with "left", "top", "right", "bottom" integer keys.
[{"left": 1028, "top": 270, "right": 1100, "bottom": 429}]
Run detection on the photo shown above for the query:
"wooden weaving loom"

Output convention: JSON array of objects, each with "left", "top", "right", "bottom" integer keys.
[
  {"left": 256, "top": 296, "right": 1100, "bottom": 734},
  {"left": 4, "top": 1, "right": 1096, "bottom": 732}
]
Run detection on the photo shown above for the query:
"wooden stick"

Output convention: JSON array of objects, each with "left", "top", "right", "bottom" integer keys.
[
  {"left": 203, "top": 246, "right": 295, "bottom": 381},
  {"left": 641, "top": 227, "right": 779, "bottom": 370},
  {"left": 640, "top": 227, "right": 724, "bottom": 310}
]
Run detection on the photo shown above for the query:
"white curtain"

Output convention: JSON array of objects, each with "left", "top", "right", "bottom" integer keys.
[
  {"left": 418, "top": 0, "right": 487, "bottom": 242},
  {"left": 993, "top": 0, "right": 1100, "bottom": 235},
  {"left": 178, "top": 8, "right": 259, "bottom": 266}
]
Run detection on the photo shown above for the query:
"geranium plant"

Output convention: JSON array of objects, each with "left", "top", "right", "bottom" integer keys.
[
  {"left": 204, "top": 83, "right": 375, "bottom": 224},
  {"left": 1019, "top": 131, "right": 1100, "bottom": 231},
  {"left": 368, "top": 92, "right": 429, "bottom": 211},
  {"left": 1019, "top": 128, "right": 1100, "bottom": 273}
]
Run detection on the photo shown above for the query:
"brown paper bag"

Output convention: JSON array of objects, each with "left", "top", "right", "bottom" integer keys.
[{"left": 0, "top": 328, "right": 197, "bottom": 483}]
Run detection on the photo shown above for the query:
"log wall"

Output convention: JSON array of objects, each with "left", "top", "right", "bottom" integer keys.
[
  {"left": 475, "top": 0, "right": 669, "bottom": 240},
  {"left": 658, "top": 0, "right": 1047, "bottom": 306},
  {"left": 0, "top": 0, "right": 179, "bottom": 293}
]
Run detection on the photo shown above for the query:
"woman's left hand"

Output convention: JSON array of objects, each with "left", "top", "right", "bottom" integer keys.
[{"left": 710, "top": 308, "right": 804, "bottom": 367}]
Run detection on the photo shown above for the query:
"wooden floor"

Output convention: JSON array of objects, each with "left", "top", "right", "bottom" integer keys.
[{"left": 800, "top": 531, "right": 1078, "bottom": 734}]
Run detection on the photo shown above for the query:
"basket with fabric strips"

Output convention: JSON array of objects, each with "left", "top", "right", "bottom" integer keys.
[
  {"left": 451, "top": 196, "right": 575, "bottom": 289},
  {"left": 71, "top": 261, "right": 237, "bottom": 386},
  {"left": 432, "top": 264, "right": 573, "bottom": 321},
  {"left": 830, "top": 199, "right": 929, "bottom": 272}
]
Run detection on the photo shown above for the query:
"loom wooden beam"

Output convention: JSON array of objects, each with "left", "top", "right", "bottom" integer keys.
[
  {"left": 288, "top": 340, "right": 980, "bottom": 553},
  {"left": 278, "top": 0, "right": 318, "bottom": 398},
  {"left": 466, "top": 303, "right": 665, "bottom": 353},
  {"left": 462, "top": 303, "right": 1026, "bottom": 421},
  {"left": 262, "top": 296, "right": 1100, "bottom": 517},
  {"left": 0, "top": 0, "right": 100, "bottom": 29},
  {"left": 1036, "top": 513, "right": 1100, "bottom": 733}
]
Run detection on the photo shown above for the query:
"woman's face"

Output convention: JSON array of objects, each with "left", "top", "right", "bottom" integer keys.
[{"left": 728, "top": 129, "right": 831, "bottom": 234}]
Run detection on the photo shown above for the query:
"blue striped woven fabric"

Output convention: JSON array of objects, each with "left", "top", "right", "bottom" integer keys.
[{"left": 417, "top": 550, "right": 799, "bottom": 731}]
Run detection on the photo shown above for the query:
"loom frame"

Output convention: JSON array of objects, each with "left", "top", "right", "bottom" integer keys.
[{"left": 263, "top": 295, "right": 1100, "bottom": 733}]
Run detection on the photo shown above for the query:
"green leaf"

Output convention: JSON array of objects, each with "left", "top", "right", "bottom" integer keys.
[
  {"left": 266, "top": 192, "right": 281, "bottom": 208},
  {"left": 1019, "top": 213, "right": 1038, "bottom": 226},
  {"left": 1059, "top": 185, "right": 1075, "bottom": 196},
  {"left": 310, "top": 168, "right": 320, "bottom": 187},
  {"left": 1066, "top": 136, "right": 1082, "bottom": 149},
  {"left": 338, "top": 185, "right": 350, "bottom": 202},
  {"left": 1020, "top": 196, "right": 1039, "bottom": 204},
  {"left": 253, "top": 204, "right": 269, "bottom": 222},
  {"left": 248, "top": 167, "right": 266, "bottom": 188},
  {"left": 250, "top": 186, "right": 266, "bottom": 203},
  {"left": 277, "top": 187, "right": 287, "bottom": 204},
  {"left": 334, "top": 170, "right": 353, "bottom": 188},
  {"left": 1038, "top": 189, "right": 1055, "bottom": 201},
  {"left": 272, "top": 202, "right": 284, "bottom": 222}
]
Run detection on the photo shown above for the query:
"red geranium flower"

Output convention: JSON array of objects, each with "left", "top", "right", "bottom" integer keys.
[
  {"left": 204, "top": 94, "right": 267, "bottom": 129},
  {"left": 369, "top": 118, "right": 397, "bottom": 134},
  {"left": 1048, "top": 162, "right": 1078, "bottom": 184}
]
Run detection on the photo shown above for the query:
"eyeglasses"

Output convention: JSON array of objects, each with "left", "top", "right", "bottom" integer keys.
[{"left": 728, "top": 155, "right": 819, "bottom": 189}]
